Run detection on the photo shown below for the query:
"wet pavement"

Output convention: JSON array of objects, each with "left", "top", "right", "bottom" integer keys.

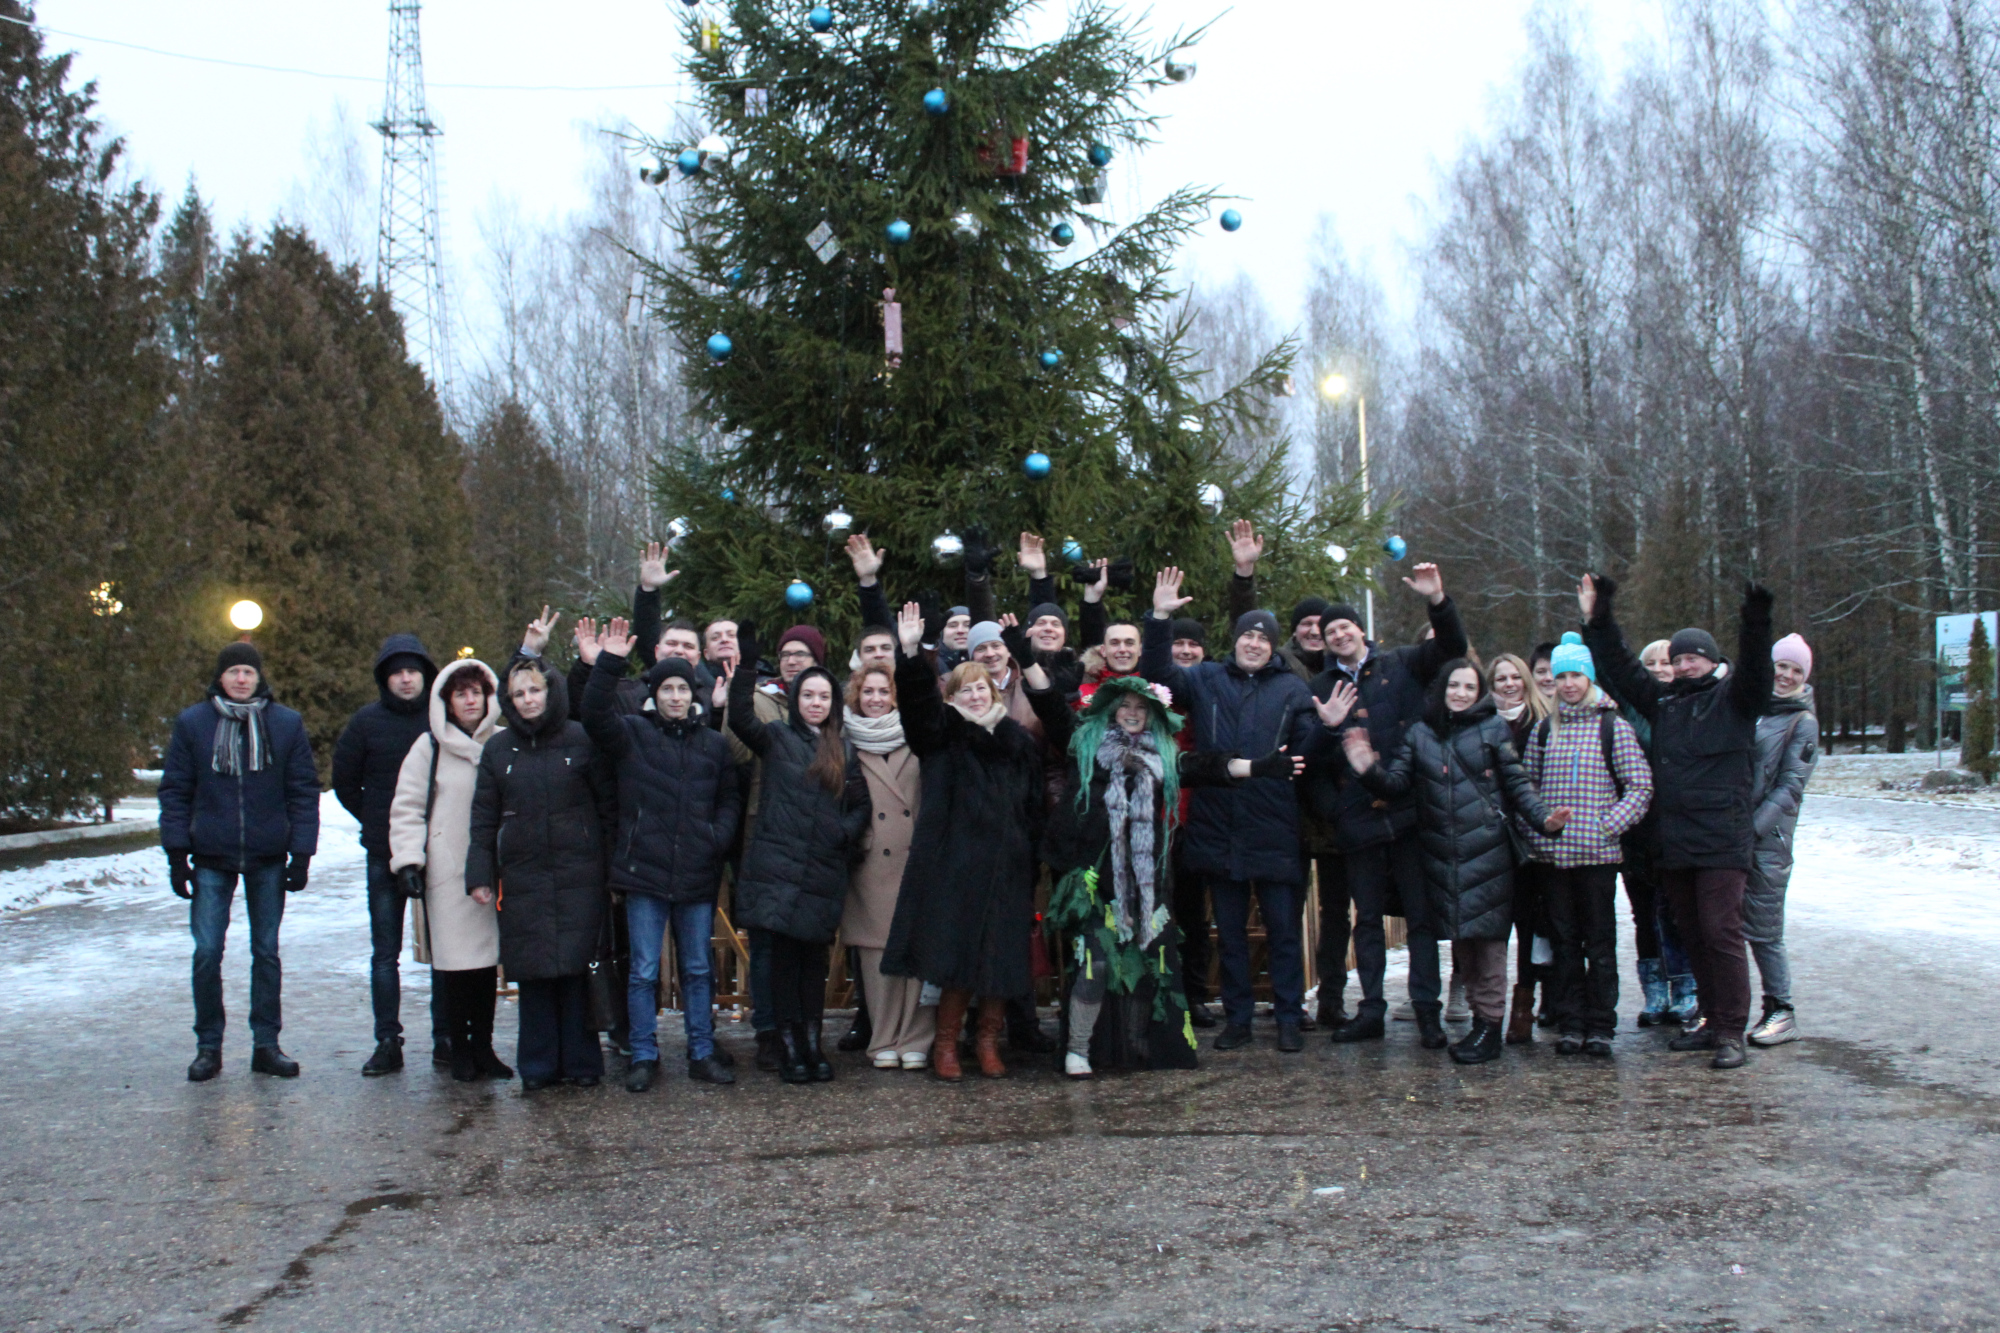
[{"left": 1, "top": 797, "right": 1995, "bottom": 1331}]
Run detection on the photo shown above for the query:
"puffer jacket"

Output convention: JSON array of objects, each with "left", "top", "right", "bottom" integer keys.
[
  {"left": 331, "top": 634, "right": 439, "bottom": 857},
  {"left": 1355, "top": 697, "right": 1560, "bottom": 941},
  {"left": 159, "top": 676, "right": 320, "bottom": 871},
  {"left": 1138, "top": 612, "right": 1319, "bottom": 884},
  {"left": 581, "top": 651, "right": 740, "bottom": 904},
  {"left": 1301, "top": 598, "right": 1471, "bottom": 853},
  {"left": 727, "top": 655, "right": 871, "bottom": 944},
  {"left": 1522, "top": 692, "right": 1653, "bottom": 867},
  {"left": 1749, "top": 688, "right": 1818, "bottom": 892},
  {"left": 464, "top": 657, "right": 614, "bottom": 981},
  {"left": 1585, "top": 581, "right": 1774, "bottom": 870}
]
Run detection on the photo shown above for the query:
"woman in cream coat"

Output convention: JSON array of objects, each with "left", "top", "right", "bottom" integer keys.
[{"left": 389, "top": 658, "right": 508, "bottom": 1081}]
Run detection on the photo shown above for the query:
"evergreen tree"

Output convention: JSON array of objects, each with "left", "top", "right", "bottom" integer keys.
[
  {"left": 1963, "top": 615, "right": 1996, "bottom": 783},
  {"left": 0, "top": 2, "right": 170, "bottom": 818},
  {"left": 467, "top": 398, "right": 582, "bottom": 639},
  {"left": 646, "top": 0, "right": 1380, "bottom": 639},
  {"left": 172, "top": 226, "right": 489, "bottom": 777}
]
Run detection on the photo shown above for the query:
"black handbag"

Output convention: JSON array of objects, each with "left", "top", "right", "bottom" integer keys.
[
  {"left": 585, "top": 905, "right": 623, "bottom": 1032},
  {"left": 398, "top": 739, "right": 443, "bottom": 899}
]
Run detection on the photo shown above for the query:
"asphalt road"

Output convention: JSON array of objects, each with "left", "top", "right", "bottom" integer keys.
[{"left": 0, "top": 797, "right": 1993, "bottom": 1332}]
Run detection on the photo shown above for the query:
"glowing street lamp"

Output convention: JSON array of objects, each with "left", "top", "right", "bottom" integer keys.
[{"left": 228, "top": 600, "right": 264, "bottom": 633}]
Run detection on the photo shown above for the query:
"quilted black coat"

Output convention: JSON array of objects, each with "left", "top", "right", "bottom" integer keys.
[
  {"left": 580, "top": 652, "right": 741, "bottom": 904},
  {"left": 465, "top": 658, "right": 614, "bottom": 981},
  {"left": 727, "top": 659, "right": 871, "bottom": 944},
  {"left": 1356, "top": 697, "right": 1560, "bottom": 941},
  {"left": 882, "top": 650, "right": 1045, "bottom": 998}
]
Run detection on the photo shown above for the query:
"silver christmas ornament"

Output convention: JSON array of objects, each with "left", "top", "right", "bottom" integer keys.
[
  {"left": 931, "top": 531, "right": 965, "bottom": 562},
  {"left": 1198, "top": 482, "right": 1224, "bottom": 515},
  {"left": 822, "top": 508, "right": 854, "bottom": 535},
  {"left": 667, "top": 516, "right": 693, "bottom": 541}
]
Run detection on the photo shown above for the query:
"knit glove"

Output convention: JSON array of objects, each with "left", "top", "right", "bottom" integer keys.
[
  {"left": 167, "top": 849, "right": 193, "bottom": 900},
  {"left": 1247, "top": 749, "right": 1294, "bottom": 781},
  {"left": 284, "top": 854, "right": 311, "bottom": 894},
  {"left": 999, "top": 623, "right": 1035, "bottom": 670},
  {"left": 1106, "top": 556, "right": 1135, "bottom": 591},
  {"left": 962, "top": 525, "right": 997, "bottom": 579}
]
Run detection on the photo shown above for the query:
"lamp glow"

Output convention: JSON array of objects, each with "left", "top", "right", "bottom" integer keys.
[{"left": 228, "top": 600, "right": 263, "bottom": 631}]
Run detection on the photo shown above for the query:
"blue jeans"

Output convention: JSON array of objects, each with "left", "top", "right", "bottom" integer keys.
[
  {"left": 366, "top": 855, "right": 445, "bottom": 1047},
  {"left": 1210, "top": 878, "right": 1305, "bottom": 1027},
  {"left": 190, "top": 862, "right": 286, "bottom": 1050},
  {"left": 626, "top": 895, "right": 716, "bottom": 1061}
]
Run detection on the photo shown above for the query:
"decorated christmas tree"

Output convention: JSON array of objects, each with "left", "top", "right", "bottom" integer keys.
[{"left": 644, "top": 0, "right": 1383, "bottom": 639}]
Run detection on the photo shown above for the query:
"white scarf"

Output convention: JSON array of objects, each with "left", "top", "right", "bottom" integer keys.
[
  {"left": 845, "top": 708, "right": 906, "bottom": 754},
  {"left": 950, "top": 698, "right": 1009, "bottom": 732},
  {"left": 1497, "top": 701, "right": 1527, "bottom": 724}
]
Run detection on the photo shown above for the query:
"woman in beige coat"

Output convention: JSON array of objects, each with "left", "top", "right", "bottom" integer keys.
[
  {"left": 389, "top": 658, "right": 508, "bottom": 1081},
  {"left": 841, "top": 662, "right": 935, "bottom": 1069}
]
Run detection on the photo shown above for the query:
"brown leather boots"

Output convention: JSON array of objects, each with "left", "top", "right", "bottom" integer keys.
[{"left": 929, "top": 991, "right": 1008, "bottom": 1080}]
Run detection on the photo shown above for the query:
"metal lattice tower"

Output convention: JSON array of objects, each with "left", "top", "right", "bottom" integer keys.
[{"left": 373, "top": 0, "right": 454, "bottom": 404}]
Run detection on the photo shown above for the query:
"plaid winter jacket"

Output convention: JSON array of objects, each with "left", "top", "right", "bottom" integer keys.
[{"left": 1522, "top": 693, "right": 1653, "bottom": 867}]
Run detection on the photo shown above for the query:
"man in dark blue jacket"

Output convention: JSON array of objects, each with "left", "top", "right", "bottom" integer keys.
[
  {"left": 1304, "top": 563, "right": 1467, "bottom": 1048},
  {"left": 159, "top": 643, "right": 321, "bottom": 1082},
  {"left": 1142, "top": 567, "right": 1319, "bottom": 1053},
  {"left": 332, "top": 633, "right": 438, "bottom": 1075}
]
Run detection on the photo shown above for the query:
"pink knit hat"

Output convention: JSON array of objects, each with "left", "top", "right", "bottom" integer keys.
[{"left": 1772, "top": 633, "right": 1812, "bottom": 679}]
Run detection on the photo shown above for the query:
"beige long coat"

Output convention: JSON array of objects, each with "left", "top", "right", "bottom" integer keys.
[
  {"left": 388, "top": 659, "right": 502, "bottom": 972},
  {"left": 843, "top": 744, "right": 921, "bottom": 950}
]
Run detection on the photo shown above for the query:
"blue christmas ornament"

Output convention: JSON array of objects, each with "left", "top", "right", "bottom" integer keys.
[
  {"left": 886, "top": 219, "right": 912, "bottom": 246},
  {"left": 1050, "top": 222, "right": 1075, "bottom": 246},
  {"left": 720, "top": 487, "right": 737, "bottom": 503},
  {"left": 706, "top": 332, "right": 734, "bottom": 361},
  {"left": 1219, "top": 208, "right": 1243, "bottom": 232},
  {"left": 1061, "top": 538, "right": 1083, "bottom": 564},
  {"left": 1088, "top": 142, "right": 1113, "bottom": 167},
  {"left": 808, "top": 5, "right": 833, "bottom": 31},
  {"left": 1024, "top": 451, "right": 1052, "bottom": 478},
  {"left": 1039, "top": 349, "right": 1063, "bottom": 369},
  {"left": 727, "top": 266, "right": 746, "bottom": 289},
  {"left": 677, "top": 147, "right": 704, "bottom": 176},
  {"left": 785, "top": 580, "right": 814, "bottom": 610},
  {"left": 923, "top": 87, "right": 949, "bottom": 116},
  {"left": 1383, "top": 535, "right": 1408, "bottom": 561}
]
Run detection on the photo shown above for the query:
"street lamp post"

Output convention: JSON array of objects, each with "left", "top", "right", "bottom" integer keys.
[{"left": 1321, "top": 374, "right": 1374, "bottom": 638}]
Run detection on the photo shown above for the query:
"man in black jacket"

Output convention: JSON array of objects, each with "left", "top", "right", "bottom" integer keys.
[
  {"left": 332, "top": 633, "right": 438, "bottom": 1075},
  {"left": 1303, "top": 564, "right": 1467, "bottom": 1048},
  {"left": 1580, "top": 574, "right": 1773, "bottom": 1069}
]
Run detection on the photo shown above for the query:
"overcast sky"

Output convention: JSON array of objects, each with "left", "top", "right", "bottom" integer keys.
[{"left": 39, "top": 0, "right": 1657, "bottom": 343}]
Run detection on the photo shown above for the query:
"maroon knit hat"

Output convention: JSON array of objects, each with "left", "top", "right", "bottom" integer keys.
[{"left": 778, "top": 624, "right": 826, "bottom": 666}]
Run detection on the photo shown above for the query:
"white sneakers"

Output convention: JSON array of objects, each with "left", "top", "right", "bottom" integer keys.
[
  {"left": 1747, "top": 1005, "right": 1799, "bottom": 1046},
  {"left": 1064, "top": 1052, "right": 1093, "bottom": 1079},
  {"left": 898, "top": 1050, "right": 929, "bottom": 1070},
  {"left": 872, "top": 1051, "right": 901, "bottom": 1069}
]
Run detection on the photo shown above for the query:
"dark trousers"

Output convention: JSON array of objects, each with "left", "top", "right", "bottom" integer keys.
[
  {"left": 768, "top": 933, "right": 831, "bottom": 1028},
  {"left": 1543, "top": 864, "right": 1621, "bottom": 1036},
  {"left": 1340, "top": 834, "right": 1437, "bottom": 1010},
  {"left": 366, "top": 855, "right": 446, "bottom": 1046},
  {"left": 748, "top": 926, "right": 777, "bottom": 1032},
  {"left": 1307, "top": 852, "right": 1349, "bottom": 1011},
  {"left": 1660, "top": 867, "right": 1752, "bottom": 1039},
  {"left": 190, "top": 862, "right": 285, "bottom": 1050},
  {"left": 1618, "top": 854, "right": 1662, "bottom": 960},
  {"left": 433, "top": 966, "right": 498, "bottom": 1055},
  {"left": 1513, "top": 860, "right": 1547, "bottom": 982},
  {"left": 516, "top": 974, "right": 603, "bottom": 1081},
  {"left": 1210, "top": 879, "right": 1304, "bottom": 1026},
  {"left": 1170, "top": 848, "right": 1213, "bottom": 1004}
]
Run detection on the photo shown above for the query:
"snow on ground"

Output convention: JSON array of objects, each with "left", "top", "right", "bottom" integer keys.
[
  {"left": 1809, "top": 750, "right": 2000, "bottom": 806},
  {"left": 1790, "top": 795, "right": 2000, "bottom": 960}
]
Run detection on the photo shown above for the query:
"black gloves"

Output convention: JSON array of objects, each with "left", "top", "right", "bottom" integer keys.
[
  {"left": 1072, "top": 560, "right": 1107, "bottom": 590},
  {"left": 1247, "top": 749, "right": 1294, "bottom": 781},
  {"left": 396, "top": 865, "right": 427, "bottom": 899},
  {"left": 962, "top": 525, "right": 996, "bottom": 579},
  {"left": 1743, "top": 582, "right": 1774, "bottom": 617},
  {"left": 999, "top": 622, "right": 1035, "bottom": 670},
  {"left": 916, "top": 589, "right": 946, "bottom": 645},
  {"left": 167, "top": 849, "right": 193, "bottom": 900},
  {"left": 1589, "top": 572, "right": 1618, "bottom": 623},
  {"left": 1106, "top": 556, "right": 1135, "bottom": 591},
  {"left": 284, "top": 854, "right": 311, "bottom": 894}
]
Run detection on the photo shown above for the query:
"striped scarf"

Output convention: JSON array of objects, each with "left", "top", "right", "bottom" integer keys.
[{"left": 209, "top": 695, "right": 271, "bottom": 775}]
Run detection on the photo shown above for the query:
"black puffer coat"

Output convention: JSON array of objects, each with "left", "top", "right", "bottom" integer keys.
[
  {"left": 1356, "top": 697, "right": 1560, "bottom": 941},
  {"left": 581, "top": 652, "right": 740, "bottom": 904},
  {"left": 1584, "top": 581, "right": 1773, "bottom": 870},
  {"left": 1301, "top": 598, "right": 1469, "bottom": 853},
  {"left": 882, "top": 650, "right": 1046, "bottom": 998},
  {"left": 465, "top": 658, "right": 614, "bottom": 981},
  {"left": 331, "top": 633, "right": 438, "bottom": 857},
  {"left": 727, "top": 657, "right": 871, "bottom": 944}
]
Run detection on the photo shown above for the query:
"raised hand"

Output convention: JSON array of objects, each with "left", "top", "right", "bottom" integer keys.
[
  {"left": 1080, "top": 557, "right": 1108, "bottom": 603},
  {"left": 1152, "top": 567, "right": 1193, "bottom": 617},
  {"left": 712, "top": 674, "right": 729, "bottom": 710},
  {"left": 1577, "top": 573, "right": 1597, "bottom": 621},
  {"left": 897, "top": 601, "right": 925, "bottom": 655},
  {"left": 846, "top": 532, "right": 885, "bottom": 585},
  {"left": 523, "top": 605, "right": 558, "bottom": 657},
  {"left": 1017, "top": 531, "right": 1048, "bottom": 579},
  {"left": 573, "top": 616, "right": 602, "bottom": 666},
  {"left": 1340, "top": 727, "right": 1379, "bottom": 773},
  {"left": 1402, "top": 562, "right": 1445, "bottom": 605},
  {"left": 1227, "top": 519, "right": 1264, "bottom": 575},
  {"left": 601, "top": 616, "right": 638, "bottom": 659},
  {"left": 1314, "top": 679, "right": 1359, "bottom": 729},
  {"left": 639, "top": 541, "right": 679, "bottom": 592}
]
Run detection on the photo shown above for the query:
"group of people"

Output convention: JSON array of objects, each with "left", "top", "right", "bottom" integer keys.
[{"left": 156, "top": 522, "right": 1819, "bottom": 1089}]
